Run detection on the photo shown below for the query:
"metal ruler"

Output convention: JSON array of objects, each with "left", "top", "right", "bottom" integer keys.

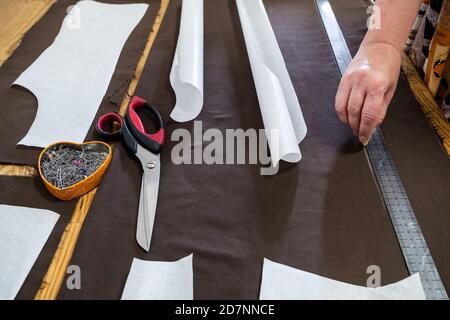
[{"left": 315, "top": 0, "right": 448, "bottom": 300}]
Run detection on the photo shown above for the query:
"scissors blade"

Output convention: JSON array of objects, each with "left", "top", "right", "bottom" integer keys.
[{"left": 135, "top": 146, "right": 161, "bottom": 252}]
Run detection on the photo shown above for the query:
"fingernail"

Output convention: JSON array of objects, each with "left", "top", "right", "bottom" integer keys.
[{"left": 360, "top": 136, "right": 369, "bottom": 146}]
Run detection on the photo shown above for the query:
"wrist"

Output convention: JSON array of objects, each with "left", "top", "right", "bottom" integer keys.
[
  {"left": 358, "top": 40, "right": 402, "bottom": 59},
  {"left": 360, "top": 30, "right": 405, "bottom": 55}
]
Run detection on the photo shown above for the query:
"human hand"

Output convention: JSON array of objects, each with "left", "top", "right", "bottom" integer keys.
[{"left": 335, "top": 42, "right": 401, "bottom": 145}]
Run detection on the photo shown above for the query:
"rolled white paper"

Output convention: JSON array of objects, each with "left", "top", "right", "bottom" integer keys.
[
  {"left": 236, "top": 0, "right": 307, "bottom": 167},
  {"left": 170, "top": 0, "right": 204, "bottom": 122}
]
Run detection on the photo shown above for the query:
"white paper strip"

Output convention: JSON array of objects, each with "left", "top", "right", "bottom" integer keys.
[
  {"left": 236, "top": 0, "right": 307, "bottom": 167},
  {"left": 121, "top": 254, "right": 194, "bottom": 300},
  {"left": 260, "top": 259, "right": 426, "bottom": 300},
  {"left": 170, "top": 0, "right": 204, "bottom": 122},
  {"left": 13, "top": 1, "right": 148, "bottom": 147},
  {"left": 0, "top": 205, "right": 59, "bottom": 300}
]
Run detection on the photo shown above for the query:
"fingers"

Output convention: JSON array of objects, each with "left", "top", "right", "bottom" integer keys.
[
  {"left": 359, "top": 91, "right": 386, "bottom": 145},
  {"left": 347, "top": 86, "right": 366, "bottom": 135},
  {"left": 335, "top": 76, "right": 351, "bottom": 124},
  {"left": 335, "top": 69, "right": 394, "bottom": 145},
  {"left": 335, "top": 73, "right": 370, "bottom": 135}
]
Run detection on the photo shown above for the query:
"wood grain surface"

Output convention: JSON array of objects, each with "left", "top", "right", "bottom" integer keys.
[
  {"left": 0, "top": 0, "right": 56, "bottom": 66},
  {"left": 402, "top": 52, "right": 450, "bottom": 155}
]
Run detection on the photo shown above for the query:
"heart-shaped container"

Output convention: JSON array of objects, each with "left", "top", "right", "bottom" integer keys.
[{"left": 38, "top": 141, "right": 112, "bottom": 201}]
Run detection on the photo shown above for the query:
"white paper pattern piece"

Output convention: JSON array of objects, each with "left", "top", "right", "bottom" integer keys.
[
  {"left": 121, "top": 254, "right": 194, "bottom": 300},
  {"left": 236, "top": 0, "right": 307, "bottom": 167},
  {"left": 13, "top": 0, "right": 148, "bottom": 147},
  {"left": 0, "top": 205, "right": 59, "bottom": 300},
  {"left": 260, "top": 259, "right": 426, "bottom": 300},
  {"left": 170, "top": 0, "right": 204, "bottom": 122}
]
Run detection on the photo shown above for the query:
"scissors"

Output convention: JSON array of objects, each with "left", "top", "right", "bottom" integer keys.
[{"left": 96, "top": 96, "right": 165, "bottom": 252}]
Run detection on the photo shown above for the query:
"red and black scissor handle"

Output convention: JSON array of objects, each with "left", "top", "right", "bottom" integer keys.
[
  {"left": 96, "top": 96, "right": 165, "bottom": 154},
  {"left": 125, "top": 96, "right": 165, "bottom": 154},
  {"left": 96, "top": 113, "right": 124, "bottom": 141}
]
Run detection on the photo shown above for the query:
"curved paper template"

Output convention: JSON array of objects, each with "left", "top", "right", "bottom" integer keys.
[
  {"left": 236, "top": 0, "right": 307, "bottom": 167},
  {"left": 13, "top": 1, "right": 148, "bottom": 147},
  {"left": 260, "top": 259, "right": 426, "bottom": 300},
  {"left": 121, "top": 254, "right": 194, "bottom": 300},
  {"left": 170, "top": 0, "right": 204, "bottom": 122}
]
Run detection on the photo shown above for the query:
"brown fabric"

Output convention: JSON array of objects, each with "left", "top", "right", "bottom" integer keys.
[
  {"left": 333, "top": 0, "right": 450, "bottom": 294},
  {"left": 0, "top": 175, "right": 75, "bottom": 299},
  {"left": 330, "top": 0, "right": 368, "bottom": 57},
  {"left": 0, "top": 0, "right": 160, "bottom": 165},
  {"left": 0, "top": 0, "right": 56, "bottom": 66},
  {"left": 58, "top": 0, "right": 408, "bottom": 300}
]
